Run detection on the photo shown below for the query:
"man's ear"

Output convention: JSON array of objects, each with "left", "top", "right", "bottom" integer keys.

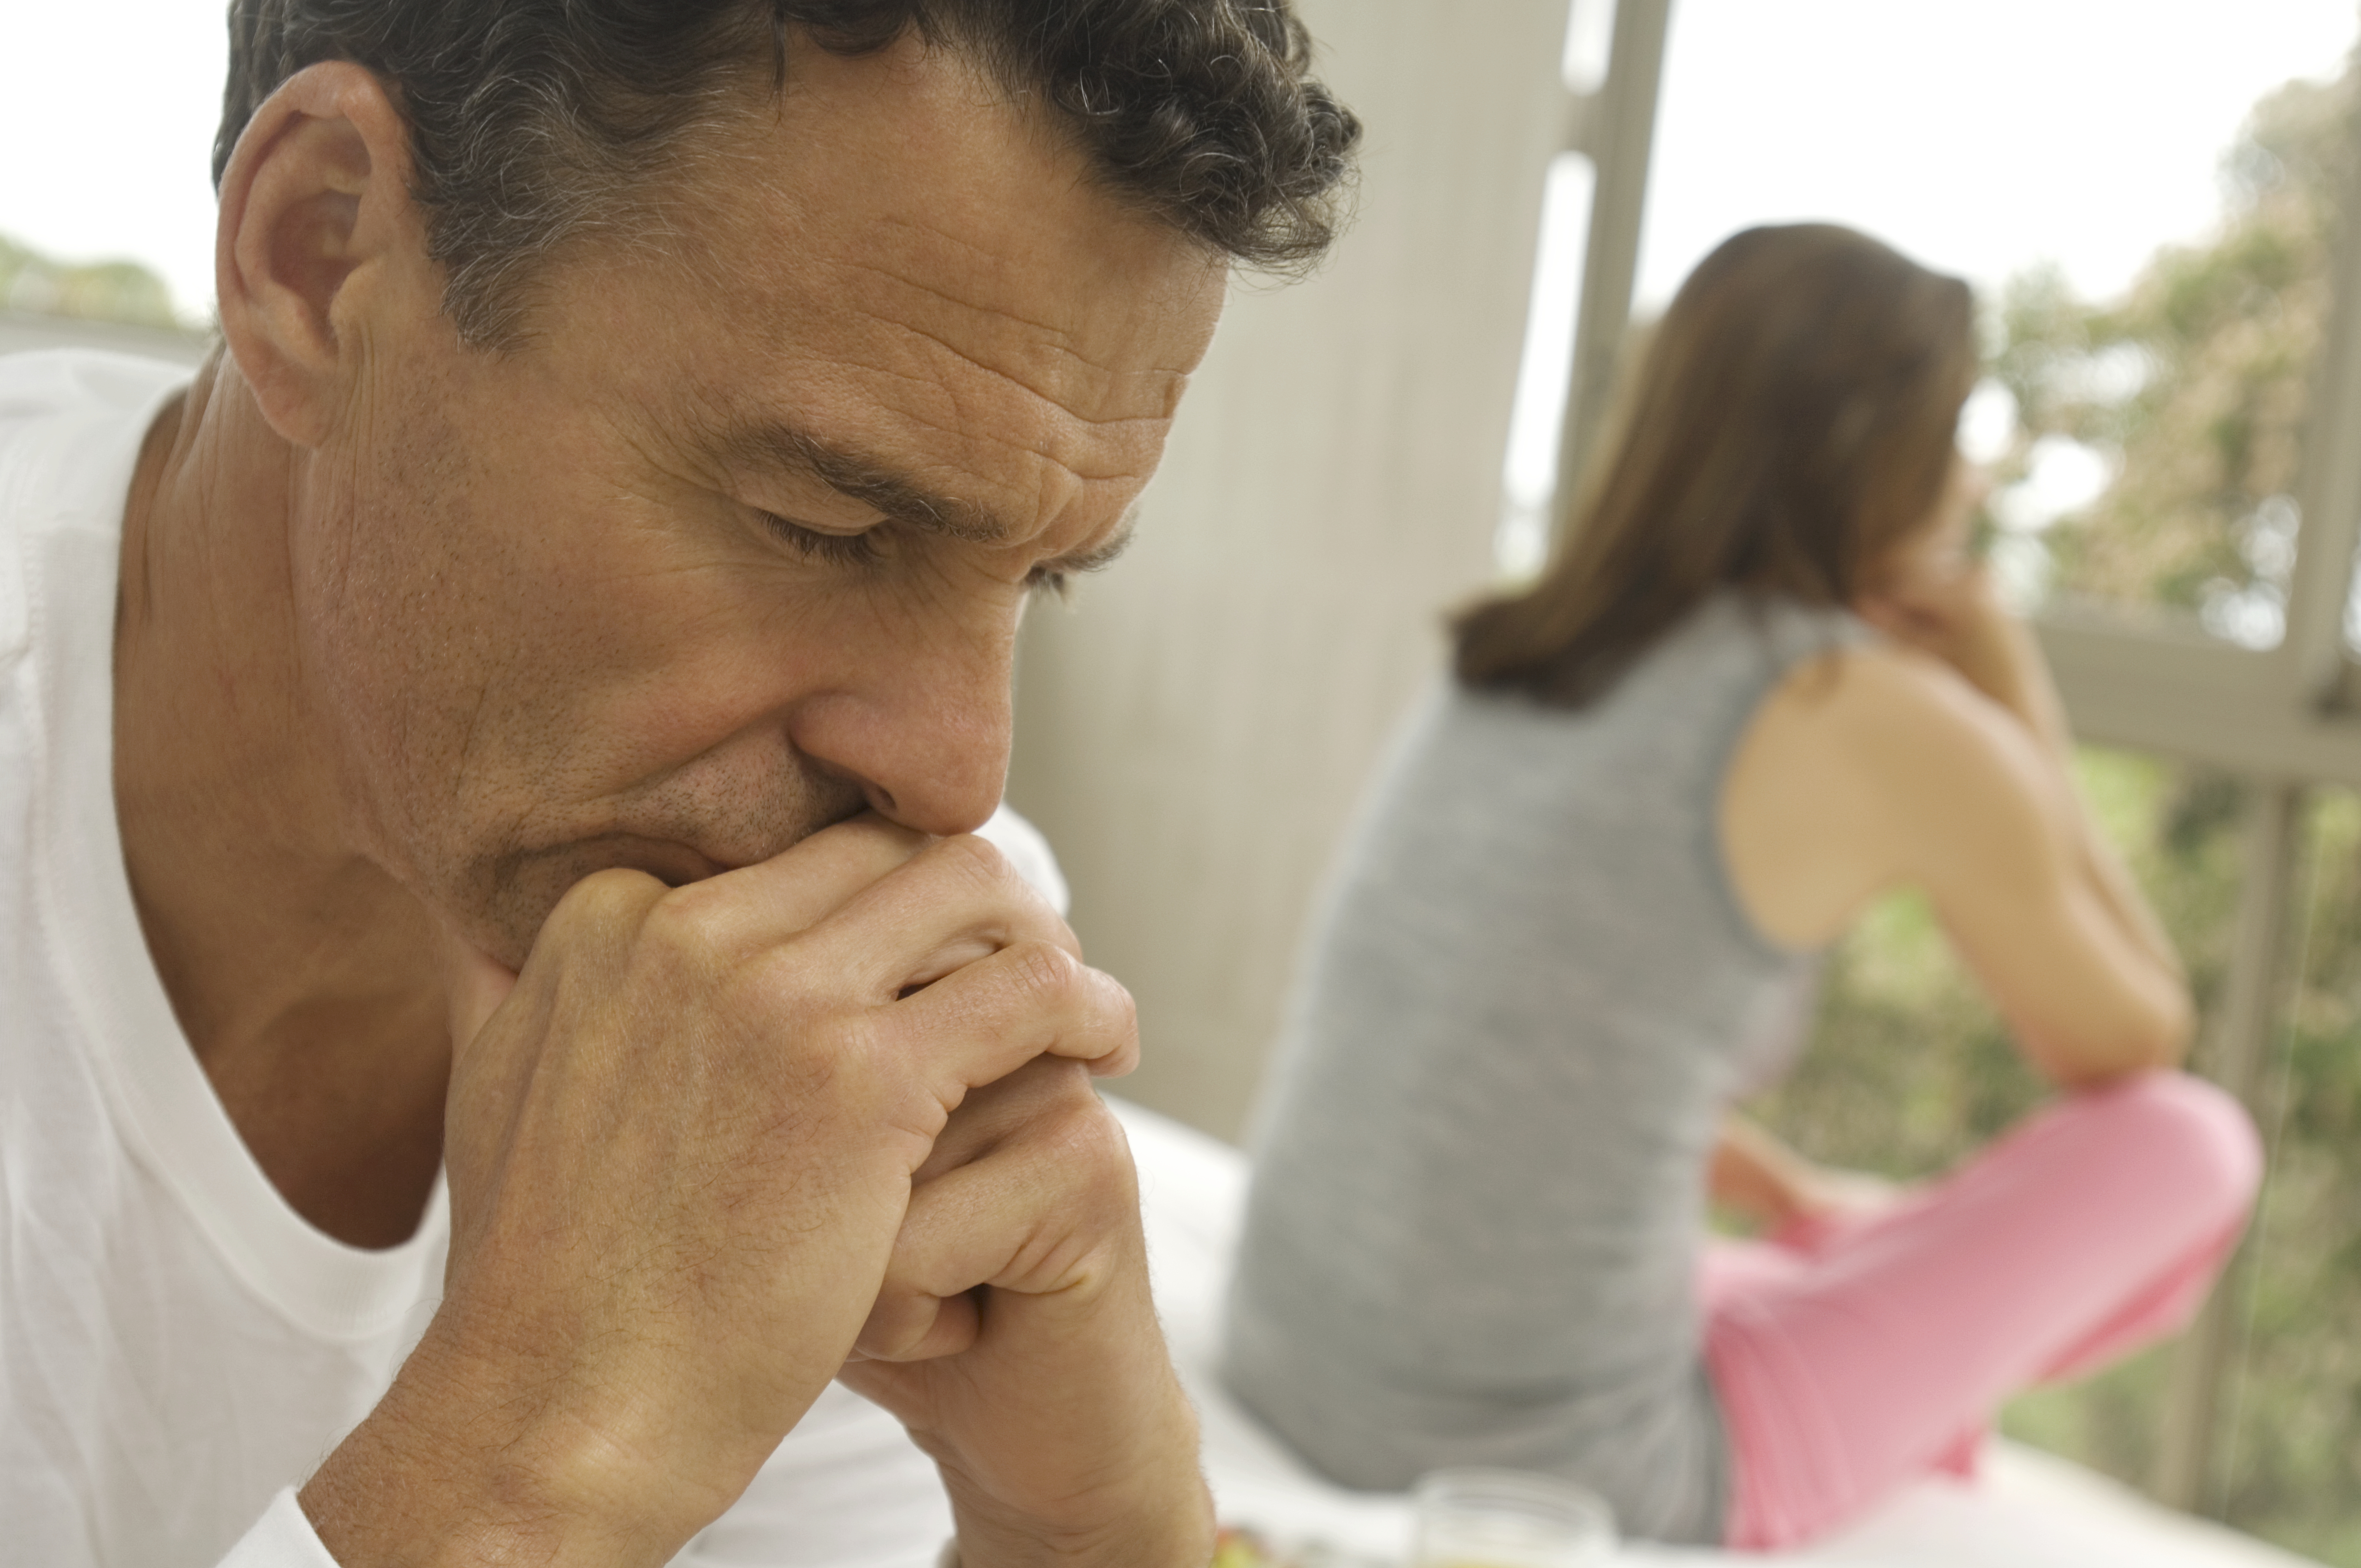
[{"left": 214, "top": 61, "right": 427, "bottom": 449}]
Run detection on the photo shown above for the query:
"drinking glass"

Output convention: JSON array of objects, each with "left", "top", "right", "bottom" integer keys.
[{"left": 1410, "top": 1467, "right": 1617, "bottom": 1568}]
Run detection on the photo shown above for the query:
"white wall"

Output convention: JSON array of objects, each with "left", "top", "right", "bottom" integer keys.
[{"left": 1006, "top": 0, "right": 1572, "bottom": 1141}]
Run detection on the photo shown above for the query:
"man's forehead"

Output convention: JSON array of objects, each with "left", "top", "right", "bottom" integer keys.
[
  {"left": 688, "top": 37, "right": 1223, "bottom": 393},
  {"left": 836, "top": 220, "right": 1203, "bottom": 422},
  {"left": 641, "top": 40, "right": 1224, "bottom": 551}
]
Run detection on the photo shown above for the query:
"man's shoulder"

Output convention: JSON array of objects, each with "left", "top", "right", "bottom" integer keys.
[
  {"left": 0, "top": 349, "right": 191, "bottom": 665},
  {"left": 0, "top": 346, "right": 190, "bottom": 446}
]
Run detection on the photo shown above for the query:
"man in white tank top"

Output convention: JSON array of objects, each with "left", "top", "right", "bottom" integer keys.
[{"left": 0, "top": 4, "right": 1358, "bottom": 1565}]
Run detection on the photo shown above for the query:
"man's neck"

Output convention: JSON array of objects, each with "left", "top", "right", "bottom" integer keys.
[{"left": 112, "top": 354, "right": 450, "bottom": 1249}]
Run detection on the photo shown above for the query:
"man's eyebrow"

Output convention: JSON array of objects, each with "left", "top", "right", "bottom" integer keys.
[{"left": 724, "top": 421, "right": 1006, "bottom": 543}]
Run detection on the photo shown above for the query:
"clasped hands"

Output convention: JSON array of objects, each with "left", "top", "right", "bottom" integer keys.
[{"left": 302, "top": 816, "right": 1210, "bottom": 1568}]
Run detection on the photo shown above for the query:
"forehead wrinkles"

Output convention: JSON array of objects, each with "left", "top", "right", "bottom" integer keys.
[
  {"left": 852, "top": 212, "right": 1200, "bottom": 394},
  {"left": 834, "top": 216, "right": 1190, "bottom": 436},
  {"left": 719, "top": 311, "right": 1173, "bottom": 552}
]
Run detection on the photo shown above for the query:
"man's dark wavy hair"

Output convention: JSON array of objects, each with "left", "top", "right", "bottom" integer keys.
[{"left": 215, "top": 0, "right": 1361, "bottom": 345}]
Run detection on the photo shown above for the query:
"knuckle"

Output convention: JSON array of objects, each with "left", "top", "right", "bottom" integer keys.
[
  {"left": 788, "top": 997, "right": 903, "bottom": 1117},
  {"left": 618, "top": 886, "right": 744, "bottom": 1001},
  {"left": 747, "top": 946, "right": 867, "bottom": 1053},
  {"left": 1004, "top": 938, "right": 1081, "bottom": 1003},
  {"left": 809, "top": 1006, "right": 883, "bottom": 1081},
  {"left": 1048, "top": 1098, "right": 1139, "bottom": 1202},
  {"left": 930, "top": 831, "right": 1019, "bottom": 895},
  {"left": 546, "top": 866, "right": 664, "bottom": 936},
  {"left": 1036, "top": 1077, "right": 1119, "bottom": 1154},
  {"left": 638, "top": 882, "right": 729, "bottom": 957},
  {"left": 1099, "top": 971, "right": 1139, "bottom": 1034}
]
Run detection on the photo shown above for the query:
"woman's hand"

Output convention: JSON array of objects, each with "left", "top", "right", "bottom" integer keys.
[
  {"left": 1709, "top": 1115, "right": 1900, "bottom": 1237},
  {"left": 1857, "top": 565, "right": 2071, "bottom": 758},
  {"left": 1856, "top": 561, "right": 2003, "bottom": 686},
  {"left": 1784, "top": 1162, "right": 1902, "bottom": 1227},
  {"left": 1851, "top": 455, "right": 2063, "bottom": 742}
]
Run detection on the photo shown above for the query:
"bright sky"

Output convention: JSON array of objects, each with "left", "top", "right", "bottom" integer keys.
[
  {"left": 1639, "top": 0, "right": 2361, "bottom": 307},
  {"left": 1, "top": 4, "right": 229, "bottom": 323}
]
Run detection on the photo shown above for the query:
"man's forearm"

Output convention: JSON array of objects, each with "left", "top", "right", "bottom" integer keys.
[{"left": 298, "top": 1336, "right": 695, "bottom": 1568}]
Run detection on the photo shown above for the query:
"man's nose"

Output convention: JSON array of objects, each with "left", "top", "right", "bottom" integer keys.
[{"left": 784, "top": 623, "right": 1016, "bottom": 838}]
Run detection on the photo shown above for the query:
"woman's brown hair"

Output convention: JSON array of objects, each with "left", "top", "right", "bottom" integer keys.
[{"left": 1454, "top": 223, "right": 1977, "bottom": 706}]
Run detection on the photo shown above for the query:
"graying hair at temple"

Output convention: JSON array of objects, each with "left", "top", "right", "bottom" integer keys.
[{"left": 214, "top": 0, "right": 1363, "bottom": 347}]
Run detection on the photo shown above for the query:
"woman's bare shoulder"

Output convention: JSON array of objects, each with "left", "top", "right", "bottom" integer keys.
[
  {"left": 1725, "top": 639, "right": 2065, "bottom": 947},
  {"left": 1723, "top": 644, "right": 1959, "bottom": 945},
  {"left": 1775, "top": 640, "right": 2070, "bottom": 883},
  {"left": 1776, "top": 642, "right": 2044, "bottom": 782}
]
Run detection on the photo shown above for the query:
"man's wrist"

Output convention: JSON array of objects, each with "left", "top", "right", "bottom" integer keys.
[
  {"left": 935, "top": 1386, "right": 1215, "bottom": 1568},
  {"left": 299, "top": 1328, "right": 706, "bottom": 1568},
  {"left": 947, "top": 1472, "right": 1217, "bottom": 1568}
]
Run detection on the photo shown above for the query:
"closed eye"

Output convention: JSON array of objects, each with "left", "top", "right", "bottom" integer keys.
[
  {"left": 759, "top": 512, "right": 886, "bottom": 569},
  {"left": 1026, "top": 515, "right": 1137, "bottom": 601}
]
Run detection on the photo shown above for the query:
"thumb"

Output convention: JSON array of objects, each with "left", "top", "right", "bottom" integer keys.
[{"left": 441, "top": 930, "right": 521, "bottom": 1054}]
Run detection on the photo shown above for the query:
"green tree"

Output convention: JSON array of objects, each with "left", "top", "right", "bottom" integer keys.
[
  {"left": 1, "top": 232, "right": 183, "bottom": 328},
  {"left": 1988, "top": 71, "right": 2347, "bottom": 627}
]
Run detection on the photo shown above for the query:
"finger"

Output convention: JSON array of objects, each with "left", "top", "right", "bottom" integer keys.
[
  {"left": 854, "top": 1280, "right": 984, "bottom": 1364},
  {"left": 912, "top": 1056, "right": 1088, "bottom": 1183},
  {"left": 659, "top": 812, "right": 933, "bottom": 963},
  {"left": 1852, "top": 593, "right": 1904, "bottom": 631},
  {"left": 803, "top": 833, "right": 1086, "bottom": 1002},
  {"left": 677, "top": 825, "right": 1074, "bottom": 1001},
  {"left": 879, "top": 940, "right": 1140, "bottom": 1091},
  {"left": 855, "top": 1085, "right": 1137, "bottom": 1362},
  {"left": 440, "top": 929, "right": 520, "bottom": 1052},
  {"left": 1855, "top": 597, "right": 1931, "bottom": 645}
]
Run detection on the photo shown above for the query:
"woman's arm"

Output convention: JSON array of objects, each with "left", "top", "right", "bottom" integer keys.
[
  {"left": 1723, "top": 573, "right": 2192, "bottom": 1089},
  {"left": 1856, "top": 570, "right": 2183, "bottom": 985}
]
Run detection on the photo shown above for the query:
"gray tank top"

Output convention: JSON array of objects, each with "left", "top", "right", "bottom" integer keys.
[{"left": 1220, "top": 592, "right": 1859, "bottom": 1544}]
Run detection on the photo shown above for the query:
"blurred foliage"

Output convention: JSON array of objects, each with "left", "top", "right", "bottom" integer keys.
[
  {"left": 1752, "top": 58, "right": 2361, "bottom": 1566},
  {"left": 0, "top": 231, "right": 183, "bottom": 328},
  {"left": 1986, "top": 69, "right": 2349, "bottom": 628},
  {"left": 2230, "top": 787, "right": 2361, "bottom": 1560}
]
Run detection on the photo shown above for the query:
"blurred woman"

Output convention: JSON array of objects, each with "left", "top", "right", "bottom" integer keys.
[{"left": 1221, "top": 224, "right": 2260, "bottom": 1549}]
